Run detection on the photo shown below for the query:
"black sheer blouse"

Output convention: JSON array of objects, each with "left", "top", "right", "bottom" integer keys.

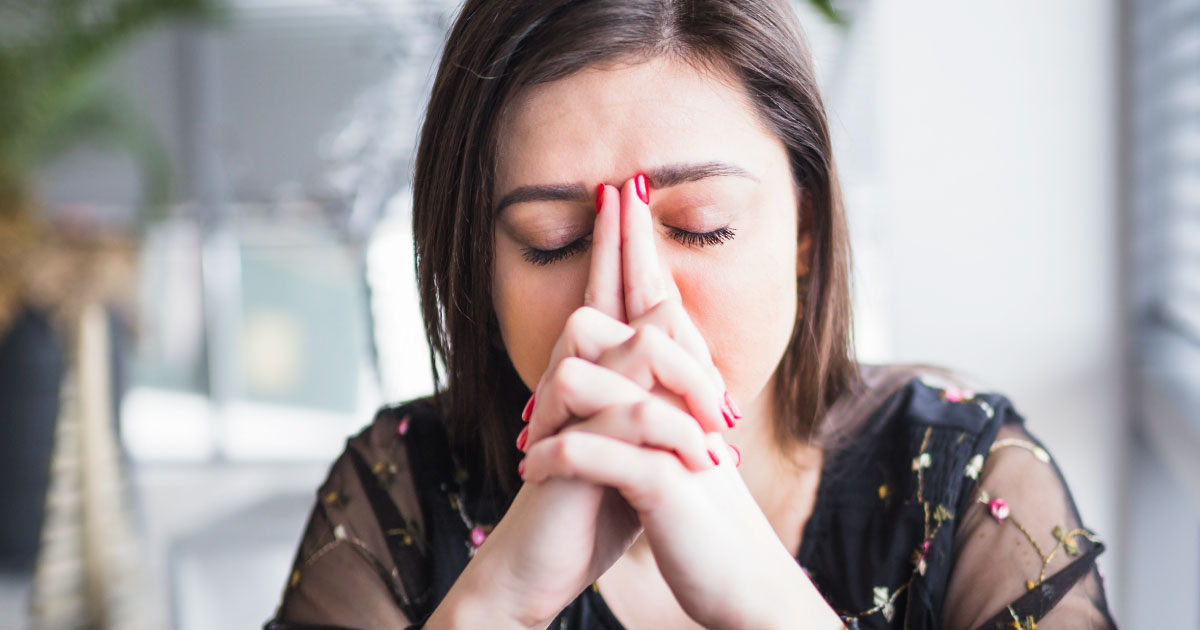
[{"left": 264, "top": 373, "right": 1118, "bottom": 629}]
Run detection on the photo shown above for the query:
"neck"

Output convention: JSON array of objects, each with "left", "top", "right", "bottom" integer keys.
[{"left": 726, "top": 384, "right": 825, "bottom": 538}]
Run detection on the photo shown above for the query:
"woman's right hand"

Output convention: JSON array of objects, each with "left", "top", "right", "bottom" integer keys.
[{"left": 432, "top": 178, "right": 730, "bottom": 629}]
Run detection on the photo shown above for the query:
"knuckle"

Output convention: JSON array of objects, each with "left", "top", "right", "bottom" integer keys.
[
  {"left": 552, "top": 357, "right": 586, "bottom": 397},
  {"left": 629, "top": 326, "right": 654, "bottom": 352},
  {"left": 629, "top": 399, "right": 655, "bottom": 431},
  {"left": 564, "top": 307, "right": 595, "bottom": 341},
  {"left": 569, "top": 305, "right": 597, "bottom": 328},
  {"left": 553, "top": 433, "right": 581, "bottom": 468},
  {"left": 630, "top": 322, "right": 667, "bottom": 351}
]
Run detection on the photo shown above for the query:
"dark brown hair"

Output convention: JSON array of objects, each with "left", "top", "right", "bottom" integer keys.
[{"left": 412, "top": 0, "right": 861, "bottom": 500}]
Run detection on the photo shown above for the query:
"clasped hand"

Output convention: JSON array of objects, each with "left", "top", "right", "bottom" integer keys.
[{"left": 511, "top": 173, "right": 803, "bottom": 630}]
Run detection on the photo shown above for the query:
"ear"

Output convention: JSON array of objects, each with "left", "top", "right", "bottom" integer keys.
[
  {"left": 797, "top": 191, "right": 813, "bottom": 278},
  {"left": 797, "top": 232, "right": 813, "bottom": 278}
]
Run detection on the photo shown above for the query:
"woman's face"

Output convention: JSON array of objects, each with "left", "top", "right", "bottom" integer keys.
[{"left": 492, "top": 55, "right": 808, "bottom": 416}]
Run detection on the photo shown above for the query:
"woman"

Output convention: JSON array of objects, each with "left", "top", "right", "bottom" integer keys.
[{"left": 266, "top": 1, "right": 1118, "bottom": 628}]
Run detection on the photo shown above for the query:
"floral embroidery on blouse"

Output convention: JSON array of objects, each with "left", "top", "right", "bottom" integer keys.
[
  {"left": 835, "top": 422, "right": 956, "bottom": 627},
  {"left": 831, "top": 385, "right": 1106, "bottom": 629},
  {"left": 962, "top": 392, "right": 1102, "bottom": 599},
  {"left": 971, "top": 439, "right": 1103, "bottom": 593}
]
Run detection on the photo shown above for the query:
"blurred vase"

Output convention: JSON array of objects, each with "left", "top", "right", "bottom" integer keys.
[{"left": 0, "top": 307, "right": 63, "bottom": 570}]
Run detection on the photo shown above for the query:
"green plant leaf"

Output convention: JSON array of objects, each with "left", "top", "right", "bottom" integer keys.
[
  {"left": 805, "top": 0, "right": 846, "bottom": 26},
  {"left": 0, "top": 0, "right": 225, "bottom": 220}
]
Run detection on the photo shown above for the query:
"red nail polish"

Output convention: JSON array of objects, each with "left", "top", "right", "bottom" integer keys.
[
  {"left": 634, "top": 173, "right": 649, "bottom": 204},
  {"left": 724, "top": 391, "right": 742, "bottom": 420},
  {"left": 518, "top": 458, "right": 526, "bottom": 476},
  {"left": 522, "top": 393, "right": 535, "bottom": 422},
  {"left": 516, "top": 426, "right": 528, "bottom": 451},
  {"left": 730, "top": 444, "right": 741, "bottom": 468},
  {"left": 708, "top": 449, "right": 719, "bottom": 466},
  {"left": 596, "top": 184, "right": 605, "bottom": 214}
]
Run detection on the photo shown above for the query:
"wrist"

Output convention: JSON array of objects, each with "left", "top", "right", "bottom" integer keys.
[
  {"left": 765, "top": 561, "right": 846, "bottom": 630},
  {"left": 426, "top": 548, "right": 554, "bottom": 630}
]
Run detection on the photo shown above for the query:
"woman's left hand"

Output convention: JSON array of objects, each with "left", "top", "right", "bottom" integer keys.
[{"left": 518, "top": 174, "right": 839, "bottom": 630}]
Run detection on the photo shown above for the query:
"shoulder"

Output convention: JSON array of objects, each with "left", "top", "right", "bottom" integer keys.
[
  {"left": 270, "top": 397, "right": 444, "bottom": 627},
  {"left": 832, "top": 365, "right": 1023, "bottom": 450},
  {"left": 892, "top": 372, "right": 1016, "bottom": 436},
  {"left": 316, "top": 395, "right": 441, "bottom": 522},
  {"left": 326, "top": 394, "right": 445, "bottom": 536},
  {"left": 313, "top": 394, "right": 443, "bottom": 553},
  {"left": 841, "top": 368, "right": 1024, "bottom": 471},
  {"left": 345, "top": 395, "right": 441, "bottom": 455},
  {"left": 835, "top": 367, "right": 1032, "bottom": 525},
  {"left": 807, "top": 367, "right": 1114, "bottom": 628}
]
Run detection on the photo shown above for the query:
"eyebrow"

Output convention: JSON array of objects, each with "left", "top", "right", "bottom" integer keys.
[{"left": 494, "top": 161, "right": 759, "bottom": 215}]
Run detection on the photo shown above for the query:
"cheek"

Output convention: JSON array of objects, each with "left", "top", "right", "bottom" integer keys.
[
  {"left": 492, "top": 237, "right": 587, "bottom": 391},
  {"left": 675, "top": 223, "right": 798, "bottom": 400}
]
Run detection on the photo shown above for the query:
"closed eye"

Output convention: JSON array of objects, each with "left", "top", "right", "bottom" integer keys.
[
  {"left": 520, "top": 226, "right": 737, "bottom": 266},
  {"left": 667, "top": 225, "right": 737, "bottom": 248},
  {"left": 520, "top": 236, "right": 591, "bottom": 266}
]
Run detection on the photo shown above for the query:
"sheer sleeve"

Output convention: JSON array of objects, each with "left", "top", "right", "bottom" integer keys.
[
  {"left": 942, "top": 420, "right": 1118, "bottom": 630},
  {"left": 264, "top": 409, "right": 428, "bottom": 630}
]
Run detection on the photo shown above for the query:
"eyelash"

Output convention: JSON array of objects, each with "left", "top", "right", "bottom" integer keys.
[{"left": 521, "top": 226, "right": 737, "bottom": 266}]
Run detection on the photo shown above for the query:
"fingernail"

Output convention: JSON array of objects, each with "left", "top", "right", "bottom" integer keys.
[
  {"left": 596, "top": 183, "right": 605, "bottom": 214},
  {"left": 516, "top": 426, "right": 528, "bottom": 451},
  {"left": 707, "top": 448, "right": 720, "bottom": 466},
  {"left": 518, "top": 458, "right": 526, "bottom": 477},
  {"left": 730, "top": 444, "right": 741, "bottom": 468},
  {"left": 522, "top": 393, "right": 535, "bottom": 422},
  {"left": 721, "top": 391, "right": 736, "bottom": 427},
  {"left": 634, "top": 173, "right": 649, "bottom": 205},
  {"left": 724, "top": 390, "right": 742, "bottom": 420}
]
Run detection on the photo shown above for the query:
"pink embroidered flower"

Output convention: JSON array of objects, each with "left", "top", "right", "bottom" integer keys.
[
  {"left": 911, "top": 541, "right": 932, "bottom": 575},
  {"left": 397, "top": 415, "right": 410, "bottom": 436},
  {"left": 943, "top": 387, "right": 974, "bottom": 403},
  {"left": 469, "top": 525, "right": 488, "bottom": 548},
  {"left": 988, "top": 498, "right": 1010, "bottom": 522}
]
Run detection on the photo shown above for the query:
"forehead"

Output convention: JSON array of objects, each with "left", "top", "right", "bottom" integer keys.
[{"left": 494, "top": 55, "right": 782, "bottom": 193}]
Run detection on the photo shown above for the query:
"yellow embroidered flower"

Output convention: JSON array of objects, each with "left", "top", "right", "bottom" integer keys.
[{"left": 1007, "top": 615, "right": 1037, "bottom": 630}]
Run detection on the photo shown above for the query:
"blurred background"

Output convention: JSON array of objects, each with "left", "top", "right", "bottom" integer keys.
[{"left": 0, "top": 0, "right": 1194, "bottom": 627}]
